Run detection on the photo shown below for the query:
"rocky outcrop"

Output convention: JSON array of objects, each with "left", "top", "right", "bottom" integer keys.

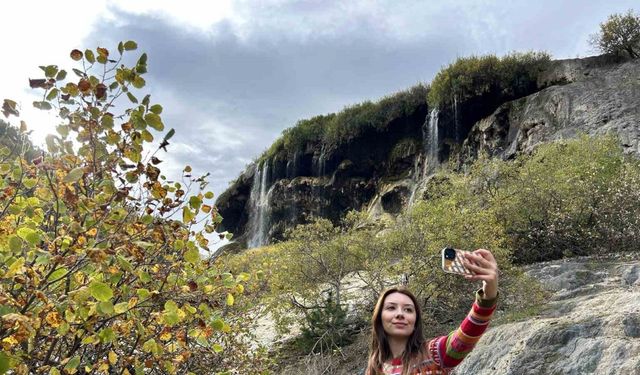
[
  {"left": 216, "top": 55, "right": 640, "bottom": 250},
  {"left": 456, "top": 253, "right": 640, "bottom": 375},
  {"left": 461, "top": 55, "right": 639, "bottom": 162}
]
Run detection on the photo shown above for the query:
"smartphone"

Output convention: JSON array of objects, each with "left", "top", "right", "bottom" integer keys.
[{"left": 441, "top": 247, "right": 474, "bottom": 275}]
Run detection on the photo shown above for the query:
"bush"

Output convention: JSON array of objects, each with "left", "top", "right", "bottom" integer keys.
[
  {"left": 427, "top": 52, "right": 551, "bottom": 109},
  {"left": 462, "top": 135, "right": 640, "bottom": 262},
  {"left": 0, "top": 43, "right": 260, "bottom": 374},
  {"left": 590, "top": 10, "right": 640, "bottom": 58}
]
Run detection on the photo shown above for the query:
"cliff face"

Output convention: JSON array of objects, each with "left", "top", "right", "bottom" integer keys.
[
  {"left": 461, "top": 55, "right": 640, "bottom": 163},
  {"left": 215, "top": 55, "right": 639, "bottom": 250}
]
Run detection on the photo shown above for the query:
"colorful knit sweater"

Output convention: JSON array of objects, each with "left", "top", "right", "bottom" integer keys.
[{"left": 379, "top": 290, "right": 497, "bottom": 375}]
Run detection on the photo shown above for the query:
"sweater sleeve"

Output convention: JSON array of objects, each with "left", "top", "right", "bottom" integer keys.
[{"left": 430, "top": 289, "right": 498, "bottom": 369}]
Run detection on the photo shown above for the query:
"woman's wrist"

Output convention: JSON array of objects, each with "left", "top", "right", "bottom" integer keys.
[{"left": 482, "top": 280, "right": 498, "bottom": 300}]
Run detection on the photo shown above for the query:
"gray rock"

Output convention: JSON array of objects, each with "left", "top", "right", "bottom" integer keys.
[{"left": 455, "top": 256, "right": 640, "bottom": 375}]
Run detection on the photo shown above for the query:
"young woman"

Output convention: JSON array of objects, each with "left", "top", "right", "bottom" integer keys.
[{"left": 365, "top": 249, "right": 499, "bottom": 375}]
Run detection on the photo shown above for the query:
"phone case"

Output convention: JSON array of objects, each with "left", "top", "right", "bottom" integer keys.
[{"left": 441, "top": 248, "right": 474, "bottom": 275}]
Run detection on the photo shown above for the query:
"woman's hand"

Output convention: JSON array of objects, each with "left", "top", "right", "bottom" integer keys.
[{"left": 462, "top": 249, "right": 499, "bottom": 300}]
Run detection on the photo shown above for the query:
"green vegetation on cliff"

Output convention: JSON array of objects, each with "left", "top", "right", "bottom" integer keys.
[
  {"left": 256, "top": 51, "right": 551, "bottom": 169},
  {"left": 259, "top": 84, "right": 428, "bottom": 165},
  {"left": 427, "top": 51, "right": 551, "bottom": 109}
]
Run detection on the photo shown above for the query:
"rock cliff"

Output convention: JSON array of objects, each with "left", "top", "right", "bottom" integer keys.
[
  {"left": 456, "top": 253, "right": 640, "bottom": 375},
  {"left": 215, "top": 55, "right": 639, "bottom": 250}
]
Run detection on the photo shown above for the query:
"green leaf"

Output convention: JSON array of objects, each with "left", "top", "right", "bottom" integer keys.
[
  {"left": 114, "top": 302, "right": 129, "bottom": 314},
  {"left": 33, "top": 101, "right": 52, "bottom": 110},
  {"left": 64, "top": 356, "right": 80, "bottom": 371},
  {"left": 124, "top": 41, "right": 138, "bottom": 51},
  {"left": 189, "top": 196, "right": 202, "bottom": 210},
  {"left": 138, "top": 53, "right": 147, "bottom": 65},
  {"left": 138, "top": 271, "right": 152, "bottom": 283},
  {"left": 46, "top": 88, "right": 59, "bottom": 101},
  {"left": 182, "top": 207, "right": 194, "bottom": 223},
  {"left": 50, "top": 368, "right": 61, "bottom": 375},
  {"left": 136, "top": 288, "right": 151, "bottom": 300},
  {"left": 173, "top": 240, "right": 184, "bottom": 251},
  {"left": 142, "top": 339, "right": 156, "bottom": 353},
  {"left": 8, "top": 236, "right": 22, "bottom": 253},
  {"left": 101, "top": 114, "right": 114, "bottom": 129},
  {"left": 89, "top": 281, "right": 113, "bottom": 302},
  {"left": 144, "top": 113, "right": 164, "bottom": 131},
  {"left": 132, "top": 75, "right": 145, "bottom": 89},
  {"left": 118, "top": 42, "right": 124, "bottom": 55},
  {"left": 47, "top": 267, "right": 68, "bottom": 282},
  {"left": 141, "top": 129, "right": 154, "bottom": 142},
  {"left": 0, "top": 351, "right": 11, "bottom": 374},
  {"left": 84, "top": 49, "right": 95, "bottom": 63},
  {"left": 164, "top": 300, "right": 179, "bottom": 312},
  {"left": 204, "top": 191, "right": 214, "bottom": 199},
  {"left": 98, "top": 327, "right": 116, "bottom": 343},
  {"left": 126, "top": 92, "right": 138, "bottom": 104},
  {"left": 63, "top": 167, "right": 84, "bottom": 183},
  {"left": 184, "top": 247, "right": 200, "bottom": 264},
  {"left": 150, "top": 104, "right": 163, "bottom": 114},
  {"left": 4, "top": 257, "right": 24, "bottom": 279},
  {"left": 211, "top": 318, "right": 224, "bottom": 330},
  {"left": 97, "top": 301, "right": 114, "bottom": 315},
  {"left": 212, "top": 343, "right": 223, "bottom": 353},
  {"left": 56, "top": 70, "right": 67, "bottom": 81},
  {"left": 44, "top": 65, "right": 58, "bottom": 78}
]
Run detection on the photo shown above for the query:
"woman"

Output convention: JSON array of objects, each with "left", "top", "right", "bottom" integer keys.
[{"left": 365, "top": 249, "right": 499, "bottom": 375}]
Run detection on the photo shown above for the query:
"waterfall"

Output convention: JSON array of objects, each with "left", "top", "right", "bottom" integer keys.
[
  {"left": 453, "top": 95, "right": 459, "bottom": 143},
  {"left": 286, "top": 150, "right": 300, "bottom": 179},
  {"left": 247, "top": 162, "right": 271, "bottom": 248},
  {"left": 314, "top": 146, "right": 327, "bottom": 177},
  {"left": 428, "top": 108, "right": 439, "bottom": 167},
  {"left": 410, "top": 108, "right": 440, "bottom": 206}
]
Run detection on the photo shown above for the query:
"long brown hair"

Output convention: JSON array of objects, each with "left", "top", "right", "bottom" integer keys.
[{"left": 366, "top": 287, "right": 427, "bottom": 375}]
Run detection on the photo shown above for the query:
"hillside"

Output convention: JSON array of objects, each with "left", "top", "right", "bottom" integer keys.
[{"left": 215, "top": 54, "right": 639, "bottom": 251}]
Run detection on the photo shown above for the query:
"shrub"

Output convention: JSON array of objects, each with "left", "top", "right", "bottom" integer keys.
[
  {"left": 462, "top": 135, "right": 640, "bottom": 262},
  {"left": 0, "top": 43, "right": 258, "bottom": 374},
  {"left": 590, "top": 10, "right": 640, "bottom": 58},
  {"left": 427, "top": 52, "right": 551, "bottom": 109}
]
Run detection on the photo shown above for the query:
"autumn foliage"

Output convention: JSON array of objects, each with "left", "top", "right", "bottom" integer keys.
[{"left": 0, "top": 42, "right": 256, "bottom": 374}]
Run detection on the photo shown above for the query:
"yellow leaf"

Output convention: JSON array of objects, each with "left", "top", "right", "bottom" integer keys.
[
  {"left": 45, "top": 311, "right": 62, "bottom": 328},
  {"left": 128, "top": 297, "right": 138, "bottom": 309},
  {"left": 98, "top": 362, "right": 109, "bottom": 373},
  {"left": 5, "top": 257, "right": 25, "bottom": 278},
  {"left": 86, "top": 228, "right": 97, "bottom": 236},
  {"left": 160, "top": 331, "right": 172, "bottom": 341},
  {"left": 108, "top": 350, "right": 117, "bottom": 365},
  {"left": 226, "top": 293, "right": 234, "bottom": 306}
]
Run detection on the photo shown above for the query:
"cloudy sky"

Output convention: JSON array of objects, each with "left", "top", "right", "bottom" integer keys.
[{"left": 1, "top": 0, "right": 636, "bottom": 196}]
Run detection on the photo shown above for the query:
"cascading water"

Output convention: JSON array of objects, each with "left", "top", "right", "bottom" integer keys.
[
  {"left": 453, "top": 95, "right": 459, "bottom": 143},
  {"left": 314, "top": 146, "right": 327, "bottom": 177},
  {"left": 409, "top": 108, "right": 440, "bottom": 205},
  {"left": 247, "top": 162, "right": 271, "bottom": 248},
  {"left": 286, "top": 150, "right": 301, "bottom": 179},
  {"left": 428, "top": 108, "right": 439, "bottom": 167}
]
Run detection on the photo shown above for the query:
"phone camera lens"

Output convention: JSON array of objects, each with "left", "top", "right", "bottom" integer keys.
[{"left": 444, "top": 248, "right": 456, "bottom": 260}]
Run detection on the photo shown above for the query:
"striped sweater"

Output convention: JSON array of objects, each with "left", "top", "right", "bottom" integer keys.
[{"left": 380, "top": 290, "right": 497, "bottom": 375}]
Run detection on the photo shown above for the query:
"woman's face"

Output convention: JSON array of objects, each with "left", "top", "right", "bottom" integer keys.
[{"left": 380, "top": 292, "right": 416, "bottom": 339}]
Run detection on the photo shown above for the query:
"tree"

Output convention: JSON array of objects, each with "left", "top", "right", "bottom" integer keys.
[
  {"left": 0, "top": 42, "right": 255, "bottom": 374},
  {"left": 590, "top": 10, "right": 640, "bottom": 58}
]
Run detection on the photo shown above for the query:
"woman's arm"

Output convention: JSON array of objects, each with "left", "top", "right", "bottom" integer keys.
[{"left": 431, "top": 249, "right": 499, "bottom": 369}]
